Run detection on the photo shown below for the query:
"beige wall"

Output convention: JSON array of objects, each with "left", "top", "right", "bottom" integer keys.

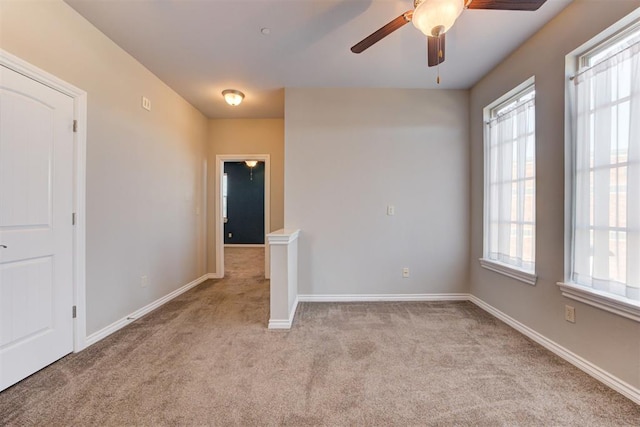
[
  {"left": 285, "top": 88, "right": 470, "bottom": 296},
  {"left": 206, "top": 119, "right": 284, "bottom": 273},
  {"left": 0, "top": 0, "right": 209, "bottom": 335},
  {"left": 469, "top": 0, "right": 640, "bottom": 388}
]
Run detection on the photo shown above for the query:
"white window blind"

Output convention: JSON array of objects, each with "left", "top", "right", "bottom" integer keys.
[
  {"left": 571, "top": 31, "right": 640, "bottom": 302},
  {"left": 485, "top": 86, "right": 536, "bottom": 274}
]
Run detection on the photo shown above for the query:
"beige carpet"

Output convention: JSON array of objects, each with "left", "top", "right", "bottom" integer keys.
[{"left": 1, "top": 247, "right": 638, "bottom": 425}]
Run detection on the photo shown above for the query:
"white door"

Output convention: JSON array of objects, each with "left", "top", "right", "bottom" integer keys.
[{"left": 0, "top": 65, "right": 75, "bottom": 391}]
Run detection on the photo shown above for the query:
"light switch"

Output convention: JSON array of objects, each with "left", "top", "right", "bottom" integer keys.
[{"left": 141, "top": 96, "right": 151, "bottom": 111}]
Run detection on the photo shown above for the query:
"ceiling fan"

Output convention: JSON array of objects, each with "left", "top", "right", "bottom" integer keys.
[{"left": 351, "top": 0, "right": 548, "bottom": 69}]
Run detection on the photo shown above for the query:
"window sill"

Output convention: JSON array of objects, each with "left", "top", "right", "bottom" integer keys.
[
  {"left": 557, "top": 282, "right": 640, "bottom": 323},
  {"left": 479, "top": 258, "right": 537, "bottom": 286}
]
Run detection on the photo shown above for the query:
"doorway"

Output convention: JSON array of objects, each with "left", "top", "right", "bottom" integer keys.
[
  {"left": 223, "top": 161, "right": 265, "bottom": 246},
  {"left": 215, "top": 155, "right": 270, "bottom": 279}
]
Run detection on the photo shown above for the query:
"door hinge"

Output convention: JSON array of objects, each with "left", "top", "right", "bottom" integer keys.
[
  {"left": 72, "top": 305, "right": 77, "bottom": 319},
  {"left": 72, "top": 212, "right": 76, "bottom": 225},
  {"left": 73, "top": 120, "right": 78, "bottom": 133}
]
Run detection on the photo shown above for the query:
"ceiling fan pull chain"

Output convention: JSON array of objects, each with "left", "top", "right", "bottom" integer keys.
[{"left": 436, "top": 36, "right": 441, "bottom": 84}]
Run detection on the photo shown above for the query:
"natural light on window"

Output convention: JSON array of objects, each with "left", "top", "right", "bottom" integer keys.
[
  {"left": 569, "top": 23, "right": 640, "bottom": 308},
  {"left": 481, "top": 81, "right": 536, "bottom": 285},
  {"left": 222, "top": 173, "right": 228, "bottom": 220}
]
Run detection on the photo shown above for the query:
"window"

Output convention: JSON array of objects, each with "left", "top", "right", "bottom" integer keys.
[
  {"left": 222, "top": 173, "right": 228, "bottom": 221},
  {"left": 560, "top": 20, "right": 640, "bottom": 321},
  {"left": 481, "top": 79, "right": 537, "bottom": 285}
]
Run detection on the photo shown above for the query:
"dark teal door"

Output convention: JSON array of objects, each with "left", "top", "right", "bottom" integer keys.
[{"left": 224, "top": 161, "right": 265, "bottom": 244}]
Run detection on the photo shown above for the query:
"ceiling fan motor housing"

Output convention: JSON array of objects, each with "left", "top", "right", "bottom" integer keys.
[
  {"left": 412, "top": 0, "right": 465, "bottom": 37},
  {"left": 414, "top": 0, "right": 471, "bottom": 6}
]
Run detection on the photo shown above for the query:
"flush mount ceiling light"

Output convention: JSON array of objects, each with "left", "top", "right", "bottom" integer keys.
[{"left": 222, "top": 89, "right": 244, "bottom": 106}]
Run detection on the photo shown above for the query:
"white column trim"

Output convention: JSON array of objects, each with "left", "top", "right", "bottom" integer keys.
[
  {"left": 268, "top": 297, "right": 299, "bottom": 329},
  {"left": 267, "top": 228, "right": 300, "bottom": 329},
  {"left": 266, "top": 229, "right": 300, "bottom": 245}
]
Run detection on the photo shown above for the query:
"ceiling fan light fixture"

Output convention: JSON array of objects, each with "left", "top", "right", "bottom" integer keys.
[
  {"left": 245, "top": 160, "right": 258, "bottom": 168},
  {"left": 412, "top": 0, "right": 464, "bottom": 36},
  {"left": 222, "top": 89, "right": 245, "bottom": 106}
]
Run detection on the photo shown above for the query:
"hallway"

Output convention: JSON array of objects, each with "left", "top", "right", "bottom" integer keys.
[{"left": 224, "top": 246, "right": 266, "bottom": 280}]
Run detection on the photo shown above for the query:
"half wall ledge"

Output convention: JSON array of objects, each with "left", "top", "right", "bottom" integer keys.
[{"left": 267, "top": 229, "right": 300, "bottom": 329}]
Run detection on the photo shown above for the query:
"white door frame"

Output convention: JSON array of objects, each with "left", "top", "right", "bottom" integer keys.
[
  {"left": 215, "top": 154, "right": 270, "bottom": 279},
  {"left": 1, "top": 49, "right": 88, "bottom": 351}
]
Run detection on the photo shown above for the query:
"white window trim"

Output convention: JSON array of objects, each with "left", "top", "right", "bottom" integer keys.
[
  {"left": 481, "top": 76, "right": 537, "bottom": 284},
  {"left": 579, "top": 20, "right": 640, "bottom": 69},
  {"left": 562, "top": 9, "right": 640, "bottom": 322},
  {"left": 557, "top": 282, "right": 640, "bottom": 323},
  {"left": 480, "top": 258, "right": 537, "bottom": 286}
]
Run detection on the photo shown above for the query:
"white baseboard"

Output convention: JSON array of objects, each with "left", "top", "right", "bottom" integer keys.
[
  {"left": 85, "top": 274, "right": 209, "bottom": 347},
  {"left": 207, "top": 272, "right": 223, "bottom": 279},
  {"left": 268, "top": 297, "right": 299, "bottom": 330},
  {"left": 468, "top": 295, "right": 640, "bottom": 405},
  {"left": 297, "top": 293, "right": 470, "bottom": 302}
]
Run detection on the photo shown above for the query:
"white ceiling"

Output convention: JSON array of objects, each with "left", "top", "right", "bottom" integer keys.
[{"left": 65, "top": 0, "right": 573, "bottom": 119}]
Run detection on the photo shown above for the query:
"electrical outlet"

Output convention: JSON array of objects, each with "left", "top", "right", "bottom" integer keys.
[
  {"left": 141, "top": 275, "right": 148, "bottom": 288},
  {"left": 565, "top": 305, "right": 575, "bottom": 323},
  {"left": 387, "top": 205, "right": 395, "bottom": 216},
  {"left": 402, "top": 267, "right": 410, "bottom": 278}
]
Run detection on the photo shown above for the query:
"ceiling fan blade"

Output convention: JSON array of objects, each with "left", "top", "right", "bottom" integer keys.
[
  {"left": 466, "top": 0, "right": 547, "bottom": 11},
  {"left": 427, "top": 33, "right": 445, "bottom": 67},
  {"left": 351, "top": 11, "right": 413, "bottom": 54}
]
